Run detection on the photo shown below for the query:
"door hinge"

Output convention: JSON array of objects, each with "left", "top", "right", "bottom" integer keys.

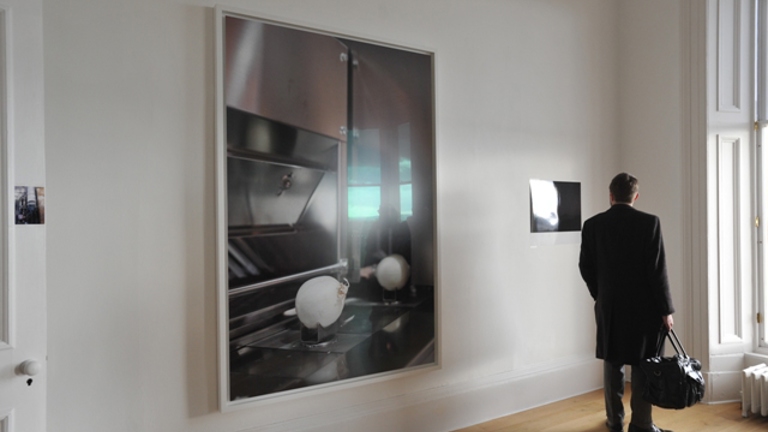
[
  {"left": 759, "top": 312, "right": 763, "bottom": 324},
  {"left": 756, "top": 216, "right": 760, "bottom": 228},
  {"left": 756, "top": 121, "right": 761, "bottom": 131}
]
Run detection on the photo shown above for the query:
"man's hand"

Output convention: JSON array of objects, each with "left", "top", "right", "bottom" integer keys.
[{"left": 662, "top": 314, "right": 674, "bottom": 331}]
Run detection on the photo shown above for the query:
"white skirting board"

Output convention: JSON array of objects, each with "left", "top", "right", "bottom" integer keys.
[
  {"left": 243, "top": 358, "right": 603, "bottom": 432},
  {"left": 703, "top": 371, "right": 742, "bottom": 404}
]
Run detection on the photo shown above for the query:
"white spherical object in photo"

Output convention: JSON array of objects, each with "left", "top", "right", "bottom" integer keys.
[
  {"left": 295, "top": 276, "right": 349, "bottom": 329},
  {"left": 375, "top": 254, "right": 410, "bottom": 291}
]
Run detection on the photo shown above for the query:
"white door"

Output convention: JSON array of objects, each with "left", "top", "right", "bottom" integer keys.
[{"left": 0, "top": 1, "right": 46, "bottom": 431}]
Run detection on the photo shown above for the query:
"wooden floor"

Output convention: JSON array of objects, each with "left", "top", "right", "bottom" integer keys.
[{"left": 454, "top": 386, "right": 768, "bottom": 432}]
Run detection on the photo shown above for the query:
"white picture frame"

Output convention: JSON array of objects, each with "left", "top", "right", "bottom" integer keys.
[{"left": 215, "top": 6, "right": 439, "bottom": 410}]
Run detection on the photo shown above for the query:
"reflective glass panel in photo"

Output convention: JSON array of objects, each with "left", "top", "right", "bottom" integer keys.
[{"left": 223, "top": 14, "right": 436, "bottom": 401}]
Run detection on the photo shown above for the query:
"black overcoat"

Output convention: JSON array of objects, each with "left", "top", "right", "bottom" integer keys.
[{"left": 579, "top": 204, "right": 675, "bottom": 365}]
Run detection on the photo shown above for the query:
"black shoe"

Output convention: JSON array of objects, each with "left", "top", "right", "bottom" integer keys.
[
  {"left": 605, "top": 420, "right": 623, "bottom": 432},
  {"left": 628, "top": 424, "right": 672, "bottom": 432}
]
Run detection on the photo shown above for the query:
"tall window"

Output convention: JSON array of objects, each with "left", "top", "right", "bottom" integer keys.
[
  {"left": 398, "top": 123, "right": 413, "bottom": 221},
  {"left": 757, "top": 0, "right": 768, "bottom": 348},
  {"left": 348, "top": 129, "right": 382, "bottom": 220},
  {"left": 348, "top": 124, "right": 413, "bottom": 222}
]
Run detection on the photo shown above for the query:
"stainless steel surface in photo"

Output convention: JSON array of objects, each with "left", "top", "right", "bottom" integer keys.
[
  {"left": 225, "top": 16, "right": 348, "bottom": 141},
  {"left": 221, "top": 13, "right": 435, "bottom": 403}
]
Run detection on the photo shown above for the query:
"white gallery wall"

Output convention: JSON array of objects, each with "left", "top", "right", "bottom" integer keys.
[
  {"left": 617, "top": 3, "right": 688, "bottom": 339},
  {"left": 42, "top": 1, "right": 689, "bottom": 431}
]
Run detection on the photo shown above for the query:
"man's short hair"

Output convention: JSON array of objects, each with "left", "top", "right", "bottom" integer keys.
[{"left": 609, "top": 173, "right": 639, "bottom": 203}]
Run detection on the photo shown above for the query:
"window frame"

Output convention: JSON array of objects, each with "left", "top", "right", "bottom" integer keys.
[{"left": 755, "top": 0, "right": 768, "bottom": 349}]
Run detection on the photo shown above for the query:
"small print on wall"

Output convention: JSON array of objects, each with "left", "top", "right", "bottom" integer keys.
[
  {"left": 529, "top": 179, "right": 581, "bottom": 233},
  {"left": 15, "top": 186, "right": 45, "bottom": 225}
]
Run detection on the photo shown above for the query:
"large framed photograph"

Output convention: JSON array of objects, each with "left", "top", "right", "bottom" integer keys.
[{"left": 215, "top": 8, "right": 437, "bottom": 408}]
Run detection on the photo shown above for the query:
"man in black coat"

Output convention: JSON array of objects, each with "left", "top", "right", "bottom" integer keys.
[{"left": 579, "top": 173, "right": 675, "bottom": 432}]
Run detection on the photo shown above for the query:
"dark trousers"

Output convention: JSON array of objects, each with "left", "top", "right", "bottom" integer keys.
[{"left": 603, "top": 361, "right": 653, "bottom": 430}]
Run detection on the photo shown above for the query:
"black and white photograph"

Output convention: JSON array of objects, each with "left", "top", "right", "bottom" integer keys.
[
  {"left": 219, "top": 13, "right": 436, "bottom": 403},
  {"left": 529, "top": 179, "right": 581, "bottom": 233}
]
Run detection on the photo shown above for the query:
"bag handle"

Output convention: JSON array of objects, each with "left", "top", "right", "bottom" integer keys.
[
  {"left": 668, "top": 328, "right": 688, "bottom": 357},
  {"left": 653, "top": 327, "right": 689, "bottom": 358}
]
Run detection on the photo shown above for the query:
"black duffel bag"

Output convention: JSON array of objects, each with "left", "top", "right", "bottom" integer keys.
[{"left": 639, "top": 328, "right": 705, "bottom": 409}]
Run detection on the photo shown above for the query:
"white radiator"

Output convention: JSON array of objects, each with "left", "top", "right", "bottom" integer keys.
[{"left": 742, "top": 363, "right": 768, "bottom": 418}]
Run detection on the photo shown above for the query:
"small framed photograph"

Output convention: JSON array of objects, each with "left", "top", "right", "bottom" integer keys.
[
  {"left": 15, "top": 186, "right": 44, "bottom": 225},
  {"left": 529, "top": 179, "right": 581, "bottom": 233}
]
